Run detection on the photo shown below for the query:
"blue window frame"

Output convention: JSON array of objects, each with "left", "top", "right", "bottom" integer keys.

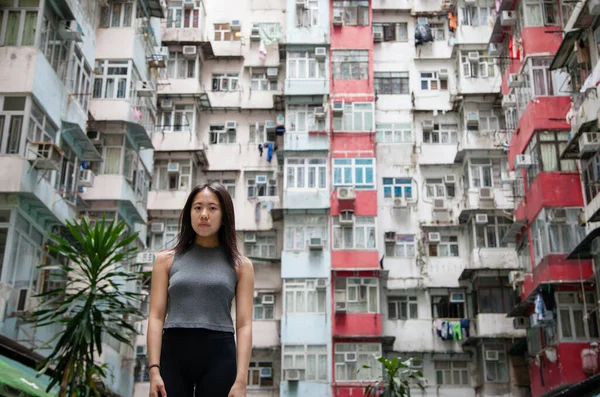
[
  {"left": 383, "top": 178, "right": 413, "bottom": 199},
  {"left": 333, "top": 158, "right": 375, "bottom": 189}
]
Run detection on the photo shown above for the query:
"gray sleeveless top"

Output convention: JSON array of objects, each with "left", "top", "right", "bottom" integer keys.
[{"left": 163, "top": 244, "right": 238, "bottom": 333}]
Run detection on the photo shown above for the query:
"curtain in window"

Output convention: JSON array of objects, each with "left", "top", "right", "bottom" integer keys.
[
  {"left": 5, "top": 11, "right": 20, "bottom": 46},
  {"left": 7, "top": 116, "right": 23, "bottom": 154},
  {"left": 541, "top": 143, "right": 558, "bottom": 171},
  {"left": 22, "top": 11, "right": 37, "bottom": 45},
  {"left": 104, "top": 147, "right": 122, "bottom": 174}
]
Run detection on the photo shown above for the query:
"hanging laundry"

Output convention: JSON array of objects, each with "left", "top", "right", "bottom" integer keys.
[
  {"left": 255, "top": 202, "right": 261, "bottom": 222},
  {"left": 447, "top": 322, "right": 454, "bottom": 340},
  {"left": 266, "top": 142, "right": 273, "bottom": 163},
  {"left": 460, "top": 318, "right": 470, "bottom": 338},
  {"left": 258, "top": 144, "right": 263, "bottom": 157},
  {"left": 434, "top": 319, "right": 442, "bottom": 337},
  {"left": 452, "top": 322, "right": 462, "bottom": 340},
  {"left": 448, "top": 13, "right": 457, "bottom": 32},
  {"left": 259, "top": 40, "right": 267, "bottom": 60},
  {"left": 415, "top": 23, "right": 433, "bottom": 45},
  {"left": 266, "top": 201, "right": 274, "bottom": 213},
  {"left": 440, "top": 321, "right": 448, "bottom": 340},
  {"left": 535, "top": 294, "right": 546, "bottom": 321},
  {"left": 133, "top": 107, "right": 143, "bottom": 120}
]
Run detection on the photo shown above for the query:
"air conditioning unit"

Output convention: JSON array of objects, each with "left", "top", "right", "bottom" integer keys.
[
  {"left": 79, "top": 169, "right": 95, "bottom": 187},
  {"left": 450, "top": 292, "right": 465, "bottom": 302},
  {"left": 345, "top": 353, "right": 357, "bottom": 362},
  {"left": 332, "top": 101, "right": 344, "bottom": 115},
  {"left": 428, "top": 232, "right": 441, "bottom": 243},
  {"left": 136, "top": 252, "right": 155, "bottom": 264},
  {"left": 335, "top": 301, "right": 347, "bottom": 312},
  {"left": 58, "top": 21, "right": 83, "bottom": 42},
  {"left": 422, "top": 120, "right": 434, "bottom": 132},
  {"left": 502, "top": 94, "right": 517, "bottom": 108},
  {"left": 444, "top": 174, "right": 456, "bottom": 184},
  {"left": 314, "top": 106, "right": 325, "bottom": 119},
  {"left": 485, "top": 350, "right": 499, "bottom": 361},
  {"left": 316, "top": 279, "right": 327, "bottom": 289},
  {"left": 501, "top": 171, "right": 516, "bottom": 181},
  {"left": 501, "top": 10, "right": 516, "bottom": 26},
  {"left": 508, "top": 73, "right": 524, "bottom": 88},
  {"left": 439, "top": 68, "right": 449, "bottom": 79},
  {"left": 296, "top": 0, "right": 307, "bottom": 7},
  {"left": 267, "top": 68, "right": 278, "bottom": 80},
  {"left": 167, "top": 162, "right": 180, "bottom": 173},
  {"left": 333, "top": 14, "right": 343, "bottom": 26},
  {"left": 226, "top": 120, "right": 237, "bottom": 130},
  {"left": 337, "top": 186, "right": 355, "bottom": 201},
  {"left": 151, "top": 222, "right": 165, "bottom": 233},
  {"left": 373, "top": 31, "right": 383, "bottom": 42},
  {"left": 468, "top": 51, "right": 480, "bottom": 61},
  {"left": 308, "top": 237, "right": 323, "bottom": 250},
  {"left": 250, "top": 24, "right": 261, "bottom": 41},
  {"left": 393, "top": 197, "right": 407, "bottom": 208},
  {"left": 14, "top": 288, "right": 30, "bottom": 313},
  {"left": 183, "top": 0, "right": 195, "bottom": 8},
  {"left": 265, "top": 120, "right": 276, "bottom": 132},
  {"left": 513, "top": 316, "right": 530, "bottom": 329},
  {"left": 230, "top": 20, "right": 241, "bottom": 31},
  {"left": 157, "top": 46, "right": 170, "bottom": 60},
  {"left": 466, "top": 111, "right": 479, "bottom": 126},
  {"left": 508, "top": 270, "right": 524, "bottom": 284},
  {"left": 261, "top": 294, "right": 275, "bottom": 304},
  {"left": 548, "top": 208, "right": 567, "bottom": 223},
  {"left": 479, "top": 187, "right": 494, "bottom": 200},
  {"left": 433, "top": 198, "right": 445, "bottom": 210},
  {"left": 384, "top": 231, "right": 397, "bottom": 242},
  {"left": 256, "top": 175, "right": 268, "bottom": 184},
  {"left": 339, "top": 211, "right": 354, "bottom": 226},
  {"left": 488, "top": 43, "right": 500, "bottom": 56},
  {"left": 475, "top": 214, "right": 488, "bottom": 224},
  {"left": 136, "top": 80, "right": 153, "bottom": 97},
  {"left": 286, "top": 369, "right": 301, "bottom": 381},
  {"left": 579, "top": 132, "right": 600, "bottom": 153},
  {"left": 417, "top": 17, "right": 428, "bottom": 25},
  {"left": 160, "top": 99, "right": 173, "bottom": 109},
  {"left": 315, "top": 47, "right": 327, "bottom": 60},
  {"left": 26, "top": 142, "right": 63, "bottom": 171},
  {"left": 182, "top": 45, "right": 197, "bottom": 58},
  {"left": 245, "top": 232, "right": 257, "bottom": 242},
  {"left": 260, "top": 368, "right": 272, "bottom": 377},
  {"left": 514, "top": 154, "right": 533, "bottom": 169}
]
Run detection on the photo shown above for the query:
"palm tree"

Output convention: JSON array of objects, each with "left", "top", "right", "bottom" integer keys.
[
  {"left": 364, "top": 356, "right": 425, "bottom": 397},
  {"left": 28, "top": 216, "right": 144, "bottom": 397}
]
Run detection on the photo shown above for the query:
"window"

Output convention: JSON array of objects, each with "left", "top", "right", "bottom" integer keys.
[
  {"left": 0, "top": 0, "right": 39, "bottom": 46},
  {"left": 376, "top": 123, "right": 412, "bottom": 143},
  {"left": 382, "top": 178, "right": 413, "bottom": 199},
  {"left": 462, "top": 50, "right": 496, "bottom": 78},
  {"left": 250, "top": 70, "right": 277, "bottom": 91},
  {"left": 469, "top": 159, "right": 493, "bottom": 188},
  {"left": 211, "top": 74, "right": 239, "bottom": 91},
  {"left": 6, "top": 214, "right": 43, "bottom": 291},
  {"left": 423, "top": 124, "right": 457, "bottom": 144},
  {"left": 531, "top": 209, "right": 586, "bottom": 264},
  {"left": 284, "top": 278, "right": 327, "bottom": 313},
  {"left": 0, "top": 97, "right": 26, "bottom": 155},
  {"left": 484, "top": 345, "right": 508, "bottom": 383},
  {"left": 333, "top": 216, "right": 376, "bottom": 250},
  {"left": 420, "top": 72, "right": 447, "bottom": 90},
  {"left": 67, "top": 47, "right": 92, "bottom": 111},
  {"left": 372, "top": 23, "right": 408, "bottom": 41},
  {"left": 296, "top": 0, "right": 319, "bottom": 26},
  {"left": 477, "top": 278, "right": 514, "bottom": 313},
  {"left": 245, "top": 234, "right": 276, "bottom": 258},
  {"left": 333, "top": 102, "right": 374, "bottom": 132},
  {"left": 150, "top": 218, "right": 180, "bottom": 250},
  {"left": 167, "top": 4, "right": 200, "bottom": 28},
  {"left": 249, "top": 122, "right": 276, "bottom": 143},
  {"left": 247, "top": 174, "right": 277, "bottom": 197},
  {"left": 460, "top": 1, "right": 491, "bottom": 26},
  {"left": 334, "top": 343, "right": 381, "bottom": 381},
  {"left": 248, "top": 362, "right": 274, "bottom": 387},
  {"left": 287, "top": 51, "right": 327, "bottom": 79},
  {"left": 336, "top": 278, "right": 379, "bottom": 313},
  {"left": 217, "top": 178, "right": 236, "bottom": 198},
  {"left": 385, "top": 235, "right": 416, "bottom": 258},
  {"left": 26, "top": 101, "right": 58, "bottom": 175},
  {"left": 39, "top": 7, "right": 69, "bottom": 80},
  {"left": 430, "top": 23, "right": 445, "bottom": 40},
  {"left": 209, "top": 125, "right": 236, "bottom": 144},
  {"left": 530, "top": 58, "right": 554, "bottom": 96},
  {"left": 374, "top": 72, "right": 409, "bottom": 95},
  {"left": 583, "top": 153, "right": 600, "bottom": 203},
  {"left": 388, "top": 296, "right": 418, "bottom": 319},
  {"left": 286, "top": 105, "right": 327, "bottom": 132},
  {"left": 435, "top": 361, "right": 470, "bottom": 386},
  {"left": 100, "top": 1, "right": 134, "bottom": 27},
  {"left": 474, "top": 216, "right": 511, "bottom": 248},
  {"left": 431, "top": 293, "right": 466, "bottom": 318},
  {"left": 214, "top": 23, "right": 240, "bottom": 41},
  {"left": 253, "top": 293, "right": 275, "bottom": 320},
  {"left": 285, "top": 216, "right": 327, "bottom": 251},
  {"left": 523, "top": 0, "right": 559, "bottom": 26},
  {"left": 92, "top": 61, "right": 131, "bottom": 99},
  {"left": 332, "top": 1, "right": 369, "bottom": 26},
  {"left": 57, "top": 143, "right": 79, "bottom": 203},
  {"left": 525, "top": 131, "right": 577, "bottom": 185},
  {"left": 425, "top": 178, "right": 455, "bottom": 198},
  {"left": 332, "top": 50, "right": 369, "bottom": 80},
  {"left": 283, "top": 345, "right": 327, "bottom": 381},
  {"left": 166, "top": 52, "right": 196, "bottom": 79},
  {"left": 333, "top": 158, "right": 375, "bottom": 189},
  {"left": 285, "top": 158, "right": 327, "bottom": 190},
  {"left": 428, "top": 236, "right": 459, "bottom": 257},
  {"left": 154, "top": 159, "right": 192, "bottom": 191},
  {"left": 159, "top": 105, "right": 195, "bottom": 133},
  {"left": 477, "top": 110, "right": 500, "bottom": 131},
  {"left": 557, "top": 292, "right": 599, "bottom": 340}
]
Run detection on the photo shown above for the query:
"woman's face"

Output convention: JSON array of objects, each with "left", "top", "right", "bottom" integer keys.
[{"left": 190, "top": 188, "right": 223, "bottom": 238}]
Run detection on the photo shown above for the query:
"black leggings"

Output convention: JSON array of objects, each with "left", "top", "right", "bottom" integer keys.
[{"left": 160, "top": 328, "right": 237, "bottom": 397}]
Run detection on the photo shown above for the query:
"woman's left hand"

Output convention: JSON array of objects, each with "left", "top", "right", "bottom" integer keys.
[{"left": 228, "top": 380, "right": 247, "bottom": 397}]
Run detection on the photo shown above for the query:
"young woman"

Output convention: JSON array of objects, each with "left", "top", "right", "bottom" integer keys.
[{"left": 146, "top": 181, "right": 254, "bottom": 397}]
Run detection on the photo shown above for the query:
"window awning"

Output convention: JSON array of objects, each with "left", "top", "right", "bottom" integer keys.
[
  {"left": 550, "top": 29, "right": 584, "bottom": 70},
  {"left": 0, "top": 355, "right": 58, "bottom": 397},
  {"left": 566, "top": 226, "right": 600, "bottom": 259}
]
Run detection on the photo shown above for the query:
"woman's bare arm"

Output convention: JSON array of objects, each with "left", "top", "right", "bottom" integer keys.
[
  {"left": 147, "top": 251, "right": 173, "bottom": 374},
  {"left": 232, "top": 257, "right": 255, "bottom": 387}
]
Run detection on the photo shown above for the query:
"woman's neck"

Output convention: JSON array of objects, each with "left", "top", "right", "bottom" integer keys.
[{"left": 195, "top": 235, "right": 220, "bottom": 248}]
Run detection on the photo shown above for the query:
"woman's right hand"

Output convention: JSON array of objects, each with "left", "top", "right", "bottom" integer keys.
[{"left": 149, "top": 369, "right": 167, "bottom": 397}]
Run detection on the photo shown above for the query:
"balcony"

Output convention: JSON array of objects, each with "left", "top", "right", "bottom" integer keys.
[
  {"left": 455, "top": 129, "right": 510, "bottom": 161},
  {"left": 283, "top": 131, "right": 329, "bottom": 152},
  {"left": 147, "top": 190, "right": 189, "bottom": 212},
  {"left": 384, "top": 319, "right": 468, "bottom": 353},
  {"left": 372, "top": 0, "right": 412, "bottom": 9},
  {"left": 332, "top": 313, "right": 382, "bottom": 338},
  {"left": 458, "top": 187, "right": 514, "bottom": 218},
  {"left": 283, "top": 189, "right": 330, "bottom": 210},
  {"left": 560, "top": 90, "right": 600, "bottom": 161},
  {"left": 463, "top": 247, "right": 519, "bottom": 272},
  {"left": 465, "top": 313, "right": 525, "bottom": 341},
  {"left": 211, "top": 41, "right": 244, "bottom": 58},
  {"left": 254, "top": 320, "right": 280, "bottom": 348},
  {"left": 284, "top": 79, "right": 330, "bottom": 96},
  {"left": 281, "top": 250, "right": 330, "bottom": 278},
  {"left": 79, "top": 175, "right": 147, "bottom": 223},
  {"left": 89, "top": 99, "right": 154, "bottom": 148},
  {"left": 280, "top": 314, "right": 330, "bottom": 344}
]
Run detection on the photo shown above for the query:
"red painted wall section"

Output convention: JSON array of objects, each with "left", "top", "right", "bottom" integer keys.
[
  {"left": 333, "top": 313, "right": 382, "bottom": 337},
  {"left": 521, "top": 26, "right": 563, "bottom": 58},
  {"left": 331, "top": 190, "right": 377, "bottom": 216},
  {"left": 332, "top": 385, "right": 370, "bottom": 397},
  {"left": 331, "top": 250, "right": 380, "bottom": 269},
  {"left": 521, "top": 254, "right": 593, "bottom": 299},
  {"left": 513, "top": 173, "right": 584, "bottom": 223},
  {"left": 331, "top": 133, "right": 376, "bottom": 155},
  {"left": 529, "top": 342, "right": 590, "bottom": 397},
  {"left": 508, "top": 97, "right": 571, "bottom": 169}
]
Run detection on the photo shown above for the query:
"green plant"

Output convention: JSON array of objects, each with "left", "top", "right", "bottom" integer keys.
[
  {"left": 29, "top": 217, "right": 143, "bottom": 397},
  {"left": 364, "top": 356, "right": 425, "bottom": 397}
]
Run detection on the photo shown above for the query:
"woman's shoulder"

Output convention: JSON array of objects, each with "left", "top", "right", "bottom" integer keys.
[
  {"left": 154, "top": 249, "right": 176, "bottom": 272},
  {"left": 235, "top": 255, "right": 254, "bottom": 277}
]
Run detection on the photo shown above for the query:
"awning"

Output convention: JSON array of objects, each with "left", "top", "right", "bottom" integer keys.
[
  {"left": 46, "top": 0, "right": 75, "bottom": 21},
  {"left": 0, "top": 355, "right": 58, "bottom": 396},
  {"left": 61, "top": 122, "right": 102, "bottom": 162},
  {"left": 550, "top": 29, "right": 583, "bottom": 70},
  {"left": 566, "top": 226, "right": 600, "bottom": 259}
]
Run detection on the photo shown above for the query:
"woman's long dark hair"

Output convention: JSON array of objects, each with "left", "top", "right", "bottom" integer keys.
[{"left": 172, "top": 181, "right": 242, "bottom": 268}]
